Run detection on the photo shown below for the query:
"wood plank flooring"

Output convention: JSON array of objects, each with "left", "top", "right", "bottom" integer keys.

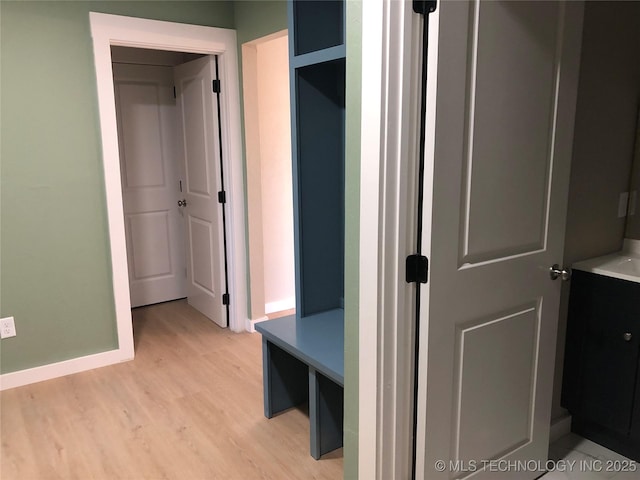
[{"left": 0, "top": 300, "right": 343, "bottom": 479}]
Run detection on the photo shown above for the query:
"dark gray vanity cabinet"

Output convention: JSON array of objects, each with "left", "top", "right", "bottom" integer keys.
[{"left": 562, "top": 270, "right": 640, "bottom": 460}]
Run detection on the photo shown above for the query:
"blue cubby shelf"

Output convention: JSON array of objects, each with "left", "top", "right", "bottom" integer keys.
[
  {"left": 290, "top": 0, "right": 344, "bottom": 57},
  {"left": 256, "top": 310, "right": 344, "bottom": 386},
  {"left": 256, "top": 0, "right": 346, "bottom": 460},
  {"left": 291, "top": 44, "right": 346, "bottom": 70},
  {"left": 286, "top": 0, "right": 346, "bottom": 321},
  {"left": 293, "top": 56, "right": 345, "bottom": 317}
]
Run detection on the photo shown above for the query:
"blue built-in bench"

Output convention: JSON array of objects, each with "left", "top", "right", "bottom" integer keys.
[
  {"left": 255, "top": 309, "right": 344, "bottom": 459},
  {"left": 260, "top": 0, "right": 346, "bottom": 461}
]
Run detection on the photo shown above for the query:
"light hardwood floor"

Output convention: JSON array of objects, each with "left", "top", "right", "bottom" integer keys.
[{"left": 1, "top": 300, "right": 343, "bottom": 479}]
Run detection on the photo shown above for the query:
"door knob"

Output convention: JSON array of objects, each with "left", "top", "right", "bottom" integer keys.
[
  {"left": 178, "top": 199, "right": 187, "bottom": 207},
  {"left": 623, "top": 332, "right": 632, "bottom": 342},
  {"left": 549, "top": 264, "right": 571, "bottom": 281}
]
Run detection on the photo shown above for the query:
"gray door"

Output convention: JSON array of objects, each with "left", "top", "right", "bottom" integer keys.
[{"left": 416, "top": 2, "right": 584, "bottom": 479}]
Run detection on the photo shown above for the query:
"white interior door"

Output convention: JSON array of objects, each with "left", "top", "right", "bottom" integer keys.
[
  {"left": 416, "top": 2, "right": 584, "bottom": 479},
  {"left": 114, "top": 63, "right": 186, "bottom": 308},
  {"left": 174, "top": 56, "right": 227, "bottom": 328}
]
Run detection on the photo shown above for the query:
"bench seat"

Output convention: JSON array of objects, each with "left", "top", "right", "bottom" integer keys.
[{"left": 256, "top": 309, "right": 344, "bottom": 459}]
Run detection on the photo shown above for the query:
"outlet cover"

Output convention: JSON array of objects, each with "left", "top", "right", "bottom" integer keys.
[{"left": 0, "top": 316, "right": 16, "bottom": 339}]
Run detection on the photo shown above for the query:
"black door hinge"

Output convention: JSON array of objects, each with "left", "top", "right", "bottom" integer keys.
[
  {"left": 413, "top": 0, "right": 437, "bottom": 15},
  {"left": 406, "top": 254, "right": 429, "bottom": 284},
  {"left": 173, "top": 86, "right": 176, "bottom": 99},
  {"left": 222, "top": 293, "right": 230, "bottom": 306},
  {"left": 218, "top": 191, "right": 226, "bottom": 204},
  {"left": 212, "top": 79, "right": 221, "bottom": 93}
]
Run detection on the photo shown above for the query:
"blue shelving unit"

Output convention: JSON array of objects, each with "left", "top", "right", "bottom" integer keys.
[
  {"left": 256, "top": 0, "right": 346, "bottom": 460},
  {"left": 289, "top": 0, "right": 345, "bottom": 318}
]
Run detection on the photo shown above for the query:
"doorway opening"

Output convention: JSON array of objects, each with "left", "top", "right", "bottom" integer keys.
[
  {"left": 242, "top": 30, "right": 296, "bottom": 330},
  {"left": 90, "top": 13, "right": 248, "bottom": 365},
  {"left": 111, "top": 46, "right": 234, "bottom": 332},
  {"left": 112, "top": 46, "right": 198, "bottom": 310}
]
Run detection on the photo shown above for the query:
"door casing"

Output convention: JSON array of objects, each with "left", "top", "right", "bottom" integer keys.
[
  {"left": 356, "top": 1, "right": 423, "bottom": 478},
  {"left": 90, "top": 12, "right": 248, "bottom": 365}
]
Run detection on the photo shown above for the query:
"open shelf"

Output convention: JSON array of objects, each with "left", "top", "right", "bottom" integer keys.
[
  {"left": 256, "top": 309, "right": 344, "bottom": 386},
  {"left": 292, "top": 0, "right": 344, "bottom": 56},
  {"left": 294, "top": 58, "right": 345, "bottom": 317}
]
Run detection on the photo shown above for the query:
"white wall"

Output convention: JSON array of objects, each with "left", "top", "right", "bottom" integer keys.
[
  {"left": 242, "top": 42, "right": 267, "bottom": 322},
  {"left": 243, "top": 32, "right": 295, "bottom": 318},
  {"left": 563, "top": 2, "right": 640, "bottom": 265},
  {"left": 256, "top": 34, "right": 295, "bottom": 313}
]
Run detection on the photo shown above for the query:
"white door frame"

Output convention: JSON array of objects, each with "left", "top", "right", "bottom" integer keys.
[
  {"left": 90, "top": 13, "right": 248, "bottom": 359},
  {"left": 358, "top": 1, "right": 426, "bottom": 478}
]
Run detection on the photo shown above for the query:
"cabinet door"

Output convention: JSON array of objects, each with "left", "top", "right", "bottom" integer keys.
[
  {"left": 567, "top": 271, "right": 639, "bottom": 435},
  {"left": 632, "top": 356, "right": 640, "bottom": 440}
]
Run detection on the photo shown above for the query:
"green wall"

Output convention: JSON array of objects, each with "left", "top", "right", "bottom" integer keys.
[
  {"left": 344, "top": 1, "right": 362, "bottom": 478},
  {"left": 233, "top": 0, "right": 287, "bottom": 45},
  {"left": 0, "top": 1, "right": 234, "bottom": 373}
]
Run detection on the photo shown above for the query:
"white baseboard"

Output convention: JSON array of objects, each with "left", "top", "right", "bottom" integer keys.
[
  {"left": 0, "top": 348, "right": 133, "bottom": 391},
  {"left": 246, "top": 315, "right": 269, "bottom": 333},
  {"left": 264, "top": 297, "right": 295, "bottom": 315},
  {"left": 550, "top": 414, "right": 572, "bottom": 443}
]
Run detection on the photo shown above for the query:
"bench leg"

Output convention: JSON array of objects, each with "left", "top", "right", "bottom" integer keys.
[
  {"left": 262, "top": 338, "right": 308, "bottom": 418},
  {"left": 309, "top": 368, "right": 344, "bottom": 459}
]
